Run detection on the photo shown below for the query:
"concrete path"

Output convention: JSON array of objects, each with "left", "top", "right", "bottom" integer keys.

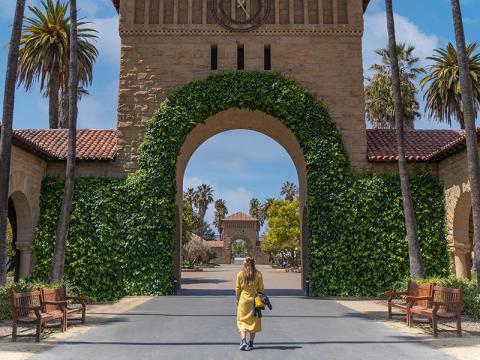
[
  {"left": 24, "top": 265, "right": 453, "bottom": 360},
  {"left": 26, "top": 296, "right": 452, "bottom": 360}
]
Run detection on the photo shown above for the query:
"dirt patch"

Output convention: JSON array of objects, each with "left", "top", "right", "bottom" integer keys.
[
  {"left": 0, "top": 296, "right": 152, "bottom": 360},
  {"left": 337, "top": 299, "right": 480, "bottom": 360}
]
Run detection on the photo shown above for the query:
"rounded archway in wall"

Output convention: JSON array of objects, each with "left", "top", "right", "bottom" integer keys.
[
  {"left": 452, "top": 191, "right": 474, "bottom": 279},
  {"left": 176, "top": 109, "right": 308, "bottom": 290},
  {"left": 7, "top": 191, "right": 34, "bottom": 280}
]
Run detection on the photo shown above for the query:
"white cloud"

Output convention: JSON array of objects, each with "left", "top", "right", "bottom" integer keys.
[
  {"left": 363, "top": 11, "right": 440, "bottom": 76},
  {"left": 90, "top": 16, "right": 120, "bottom": 65}
]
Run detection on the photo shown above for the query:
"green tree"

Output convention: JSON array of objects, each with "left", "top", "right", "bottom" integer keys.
[
  {"left": 385, "top": 0, "right": 424, "bottom": 278},
  {"left": 49, "top": 0, "right": 79, "bottom": 282},
  {"left": 365, "top": 43, "right": 424, "bottom": 129},
  {"left": 280, "top": 181, "right": 298, "bottom": 201},
  {"left": 17, "top": 0, "right": 98, "bottom": 129},
  {"left": 262, "top": 198, "right": 275, "bottom": 221},
  {"left": 262, "top": 199, "right": 300, "bottom": 267},
  {"left": 182, "top": 198, "right": 199, "bottom": 246},
  {"left": 420, "top": 42, "right": 480, "bottom": 129},
  {"left": 183, "top": 236, "right": 210, "bottom": 269},
  {"left": 232, "top": 239, "right": 247, "bottom": 258},
  {"left": 450, "top": 0, "right": 480, "bottom": 286},
  {"left": 213, "top": 199, "right": 228, "bottom": 237},
  {"left": 0, "top": 0, "right": 27, "bottom": 286},
  {"left": 193, "top": 184, "right": 214, "bottom": 239}
]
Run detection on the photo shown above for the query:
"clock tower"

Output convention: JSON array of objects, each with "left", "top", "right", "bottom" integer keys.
[{"left": 114, "top": 0, "right": 369, "bottom": 172}]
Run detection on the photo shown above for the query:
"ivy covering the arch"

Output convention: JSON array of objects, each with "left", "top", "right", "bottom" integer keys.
[{"left": 32, "top": 71, "right": 450, "bottom": 300}]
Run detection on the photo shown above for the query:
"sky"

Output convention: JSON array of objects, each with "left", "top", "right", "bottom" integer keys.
[{"left": 1, "top": 0, "right": 480, "bottom": 230}]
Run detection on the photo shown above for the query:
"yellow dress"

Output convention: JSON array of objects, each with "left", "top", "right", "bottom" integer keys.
[{"left": 236, "top": 271, "right": 264, "bottom": 333}]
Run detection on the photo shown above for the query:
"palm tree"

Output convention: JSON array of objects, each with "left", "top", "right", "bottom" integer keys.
[
  {"left": 184, "top": 187, "right": 196, "bottom": 210},
  {"left": 193, "top": 184, "right": 214, "bottom": 239},
  {"left": 450, "top": 0, "right": 480, "bottom": 286},
  {"left": 385, "top": 0, "right": 424, "bottom": 278},
  {"left": 49, "top": 0, "right": 79, "bottom": 282},
  {"left": 262, "top": 198, "right": 275, "bottom": 220},
  {"left": 213, "top": 199, "right": 228, "bottom": 238},
  {"left": 249, "top": 198, "right": 264, "bottom": 232},
  {"left": 17, "top": 0, "right": 98, "bottom": 129},
  {"left": 0, "top": 0, "right": 27, "bottom": 286},
  {"left": 366, "top": 44, "right": 425, "bottom": 129},
  {"left": 420, "top": 42, "right": 480, "bottom": 129},
  {"left": 280, "top": 181, "right": 298, "bottom": 201}
]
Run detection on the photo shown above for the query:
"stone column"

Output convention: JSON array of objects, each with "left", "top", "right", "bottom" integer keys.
[
  {"left": 16, "top": 243, "right": 33, "bottom": 279},
  {"left": 453, "top": 243, "right": 473, "bottom": 279}
]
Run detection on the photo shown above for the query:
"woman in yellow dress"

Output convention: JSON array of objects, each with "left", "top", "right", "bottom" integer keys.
[{"left": 235, "top": 256, "right": 264, "bottom": 351}]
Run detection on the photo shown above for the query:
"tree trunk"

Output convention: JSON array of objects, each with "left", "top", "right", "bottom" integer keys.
[
  {"left": 49, "top": 69, "right": 60, "bottom": 129},
  {"left": 59, "top": 87, "right": 69, "bottom": 129},
  {"left": 385, "top": 0, "right": 425, "bottom": 278},
  {"left": 49, "top": 0, "right": 79, "bottom": 283},
  {"left": 451, "top": 0, "right": 480, "bottom": 286},
  {"left": 0, "top": 0, "right": 26, "bottom": 286}
]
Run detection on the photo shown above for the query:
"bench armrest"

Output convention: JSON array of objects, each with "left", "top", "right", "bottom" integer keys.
[
  {"left": 66, "top": 295, "right": 88, "bottom": 301},
  {"left": 385, "top": 291, "right": 407, "bottom": 299},
  {"left": 42, "top": 300, "right": 68, "bottom": 306}
]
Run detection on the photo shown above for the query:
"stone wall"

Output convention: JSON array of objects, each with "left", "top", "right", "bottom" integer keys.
[
  {"left": 8, "top": 145, "right": 48, "bottom": 277},
  {"left": 438, "top": 145, "right": 478, "bottom": 278}
]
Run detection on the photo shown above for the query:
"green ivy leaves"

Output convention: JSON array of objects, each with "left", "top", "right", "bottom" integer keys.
[{"left": 32, "top": 71, "right": 449, "bottom": 299}]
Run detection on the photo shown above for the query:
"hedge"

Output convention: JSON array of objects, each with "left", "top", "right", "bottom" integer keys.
[{"left": 32, "top": 71, "right": 450, "bottom": 299}]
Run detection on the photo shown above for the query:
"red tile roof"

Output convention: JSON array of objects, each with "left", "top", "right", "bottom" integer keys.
[
  {"left": 10, "top": 128, "right": 476, "bottom": 164},
  {"left": 366, "top": 129, "right": 474, "bottom": 162},
  {"left": 204, "top": 240, "right": 225, "bottom": 248},
  {"left": 223, "top": 212, "right": 258, "bottom": 222},
  {"left": 12, "top": 129, "right": 117, "bottom": 161}
]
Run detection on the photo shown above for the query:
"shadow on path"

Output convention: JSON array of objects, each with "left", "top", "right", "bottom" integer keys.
[{"left": 177, "top": 289, "right": 306, "bottom": 296}]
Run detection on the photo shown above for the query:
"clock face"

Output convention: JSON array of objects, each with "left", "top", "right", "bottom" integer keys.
[{"left": 210, "top": 0, "right": 271, "bottom": 32}]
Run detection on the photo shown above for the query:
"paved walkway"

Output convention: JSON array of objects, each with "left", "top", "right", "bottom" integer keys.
[{"left": 22, "top": 265, "right": 454, "bottom": 360}]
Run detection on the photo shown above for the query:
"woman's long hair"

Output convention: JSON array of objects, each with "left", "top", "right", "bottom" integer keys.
[{"left": 242, "top": 257, "right": 257, "bottom": 285}]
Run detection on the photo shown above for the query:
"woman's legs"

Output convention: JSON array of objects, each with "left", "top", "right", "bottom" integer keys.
[
  {"left": 249, "top": 333, "right": 256, "bottom": 342},
  {"left": 239, "top": 330, "right": 248, "bottom": 350}
]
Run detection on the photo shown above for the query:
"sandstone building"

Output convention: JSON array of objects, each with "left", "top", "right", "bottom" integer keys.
[{"left": 5, "top": 0, "right": 477, "bottom": 283}]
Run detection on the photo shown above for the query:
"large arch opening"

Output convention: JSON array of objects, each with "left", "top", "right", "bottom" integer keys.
[{"left": 175, "top": 109, "right": 308, "bottom": 293}]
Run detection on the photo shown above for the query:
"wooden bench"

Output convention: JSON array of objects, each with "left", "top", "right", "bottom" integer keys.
[
  {"left": 10, "top": 290, "right": 66, "bottom": 342},
  {"left": 41, "top": 287, "right": 87, "bottom": 330},
  {"left": 386, "top": 281, "right": 435, "bottom": 326},
  {"left": 408, "top": 285, "right": 464, "bottom": 337}
]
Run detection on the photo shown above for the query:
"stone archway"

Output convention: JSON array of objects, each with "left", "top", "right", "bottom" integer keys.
[
  {"left": 8, "top": 191, "right": 34, "bottom": 279},
  {"left": 451, "top": 191, "right": 474, "bottom": 278},
  {"left": 176, "top": 109, "right": 308, "bottom": 288}
]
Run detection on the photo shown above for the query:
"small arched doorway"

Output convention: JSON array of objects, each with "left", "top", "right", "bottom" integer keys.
[
  {"left": 7, "top": 198, "right": 20, "bottom": 282},
  {"left": 452, "top": 191, "right": 474, "bottom": 279},
  {"left": 7, "top": 191, "right": 34, "bottom": 280},
  {"left": 232, "top": 239, "right": 248, "bottom": 264}
]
